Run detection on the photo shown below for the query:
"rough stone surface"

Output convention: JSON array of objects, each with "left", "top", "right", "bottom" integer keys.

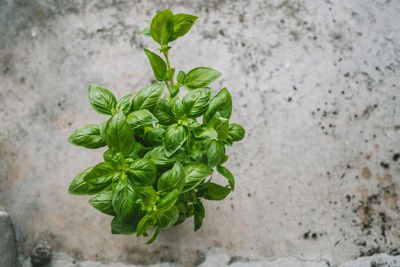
[
  {"left": 20, "top": 251, "right": 400, "bottom": 267},
  {"left": 0, "top": 210, "right": 17, "bottom": 267},
  {"left": 31, "top": 244, "right": 52, "bottom": 267},
  {"left": 339, "top": 253, "right": 400, "bottom": 267},
  {"left": 18, "top": 250, "right": 333, "bottom": 267},
  {"left": 1, "top": 0, "right": 400, "bottom": 266}
]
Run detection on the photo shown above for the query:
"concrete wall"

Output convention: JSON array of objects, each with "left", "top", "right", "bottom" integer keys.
[{"left": 0, "top": 0, "right": 399, "bottom": 266}]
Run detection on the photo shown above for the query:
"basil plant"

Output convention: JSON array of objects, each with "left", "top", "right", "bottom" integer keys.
[{"left": 68, "top": 9, "right": 245, "bottom": 243}]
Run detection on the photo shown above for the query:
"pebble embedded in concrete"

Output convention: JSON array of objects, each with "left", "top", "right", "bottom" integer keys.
[{"left": 31, "top": 244, "right": 52, "bottom": 267}]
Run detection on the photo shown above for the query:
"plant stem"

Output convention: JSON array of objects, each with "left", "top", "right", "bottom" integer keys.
[
  {"left": 161, "top": 45, "right": 174, "bottom": 103},
  {"left": 164, "top": 81, "right": 171, "bottom": 92},
  {"left": 163, "top": 49, "right": 174, "bottom": 87}
]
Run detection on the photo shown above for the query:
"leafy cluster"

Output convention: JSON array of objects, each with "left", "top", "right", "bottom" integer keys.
[{"left": 68, "top": 9, "right": 245, "bottom": 243}]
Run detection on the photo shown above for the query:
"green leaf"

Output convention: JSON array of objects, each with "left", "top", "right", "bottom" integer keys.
[
  {"left": 187, "top": 204, "right": 195, "bottom": 217},
  {"left": 84, "top": 162, "right": 119, "bottom": 186},
  {"left": 103, "top": 151, "right": 125, "bottom": 168},
  {"left": 203, "top": 88, "right": 232, "bottom": 123},
  {"left": 193, "top": 124, "right": 218, "bottom": 140},
  {"left": 136, "top": 186, "right": 157, "bottom": 211},
  {"left": 144, "top": 128, "right": 165, "bottom": 146},
  {"left": 221, "top": 137, "right": 233, "bottom": 146},
  {"left": 88, "top": 84, "right": 117, "bottom": 115},
  {"left": 156, "top": 189, "right": 179, "bottom": 211},
  {"left": 163, "top": 124, "right": 187, "bottom": 157},
  {"left": 217, "top": 165, "right": 235, "bottom": 190},
  {"left": 177, "top": 71, "right": 186, "bottom": 83},
  {"left": 128, "top": 142, "right": 151, "bottom": 159},
  {"left": 175, "top": 214, "right": 186, "bottom": 226},
  {"left": 171, "top": 99, "right": 186, "bottom": 120},
  {"left": 229, "top": 123, "right": 245, "bottom": 141},
  {"left": 154, "top": 98, "right": 177, "bottom": 125},
  {"left": 116, "top": 93, "right": 133, "bottom": 115},
  {"left": 203, "top": 183, "right": 231, "bottom": 200},
  {"left": 108, "top": 152, "right": 126, "bottom": 167},
  {"left": 68, "top": 167, "right": 105, "bottom": 195},
  {"left": 183, "top": 67, "right": 221, "bottom": 90},
  {"left": 127, "top": 159, "right": 157, "bottom": 186},
  {"left": 170, "top": 14, "right": 198, "bottom": 42},
  {"left": 144, "top": 146, "right": 187, "bottom": 167},
  {"left": 103, "top": 149, "right": 112, "bottom": 162},
  {"left": 133, "top": 83, "right": 164, "bottom": 112},
  {"left": 99, "top": 121, "right": 107, "bottom": 139},
  {"left": 145, "top": 226, "right": 160, "bottom": 244},
  {"left": 206, "top": 140, "right": 225, "bottom": 168},
  {"left": 182, "top": 88, "right": 211, "bottom": 117},
  {"left": 170, "top": 85, "right": 180, "bottom": 98},
  {"left": 68, "top": 124, "right": 106, "bottom": 149},
  {"left": 157, "top": 162, "right": 185, "bottom": 192},
  {"left": 140, "top": 27, "right": 151, "bottom": 37},
  {"left": 112, "top": 173, "right": 127, "bottom": 193},
  {"left": 137, "top": 213, "right": 157, "bottom": 237},
  {"left": 175, "top": 203, "right": 188, "bottom": 226},
  {"left": 190, "top": 146, "right": 207, "bottom": 164},
  {"left": 105, "top": 111, "right": 135, "bottom": 156},
  {"left": 111, "top": 216, "right": 138, "bottom": 235},
  {"left": 221, "top": 155, "right": 229, "bottom": 165},
  {"left": 89, "top": 187, "right": 116, "bottom": 216},
  {"left": 144, "top": 48, "right": 168, "bottom": 81},
  {"left": 150, "top": 9, "right": 175, "bottom": 45},
  {"left": 182, "top": 118, "right": 201, "bottom": 128},
  {"left": 126, "top": 109, "right": 159, "bottom": 129},
  {"left": 194, "top": 200, "right": 205, "bottom": 231},
  {"left": 112, "top": 177, "right": 140, "bottom": 220},
  {"left": 156, "top": 206, "right": 179, "bottom": 229},
  {"left": 209, "top": 116, "right": 229, "bottom": 140},
  {"left": 182, "top": 162, "right": 212, "bottom": 193},
  {"left": 176, "top": 201, "right": 187, "bottom": 214}
]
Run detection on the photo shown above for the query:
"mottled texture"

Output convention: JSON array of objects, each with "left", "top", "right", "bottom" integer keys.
[
  {"left": 18, "top": 251, "right": 400, "bottom": 267},
  {"left": 0, "top": 0, "right": 399, "bottom": 265}
]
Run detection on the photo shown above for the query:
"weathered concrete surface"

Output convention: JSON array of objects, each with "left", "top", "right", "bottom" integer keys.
[
  {"left": 20, "top": 250, "right": 334, "bottom": 267},
  {"left": 339, "top": 253, "right": 400, "bottom": 267},
  {"left": 19, "top": 251, "right": 400, "bottom": 267},
  {"left": 0, "top": 210, "right": 17, "bottom": 267},
  {"left": 1, "top": 0, "right": 400, "bottom": 266}
]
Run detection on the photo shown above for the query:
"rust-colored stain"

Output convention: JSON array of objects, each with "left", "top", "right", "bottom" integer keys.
[
  {"left": 55, "top": 114, "right": 73, "bottom": 129},
  {"left": 362, "top": 167, "right": 371, "bottom": 180},
  {"left": 356, "top": 187, "right": 374, "bottom": 229},
  {"left": 377, "top": 174, "right": 392, "bottom": 185},
  {"left": 358, "top": 205, "right": 374, "bottom": 228},
  {"left": 364, "top": 153, "right": 372, "bottom": 160},
  {"left": 357, "top": 187, "right": 369, "bottom": 203},
  {"left": 374, "top": 144, "right": 380, "bottom": 150},
  {"left": 384, "top": 188, "right": 398, "bottom": 211}
]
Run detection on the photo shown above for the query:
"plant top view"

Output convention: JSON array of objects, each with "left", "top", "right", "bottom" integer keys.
[{"left": 67, "top": 9, "right": 245, "bottom": 243}]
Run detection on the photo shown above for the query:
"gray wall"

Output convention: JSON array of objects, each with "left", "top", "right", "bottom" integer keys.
[{"left": 1, "top": 0, "right": 400, "bottom": 266}]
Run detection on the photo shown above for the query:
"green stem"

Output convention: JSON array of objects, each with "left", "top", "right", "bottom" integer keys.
[
  {"left": 163, "top": 49, "right": 174, "bottom": 87},
  {"left": 164, "top": 81, "right": 171, "bottom": 92},
  {"left": 161, "top": 45, "right": 174, "bottom": 103}
]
